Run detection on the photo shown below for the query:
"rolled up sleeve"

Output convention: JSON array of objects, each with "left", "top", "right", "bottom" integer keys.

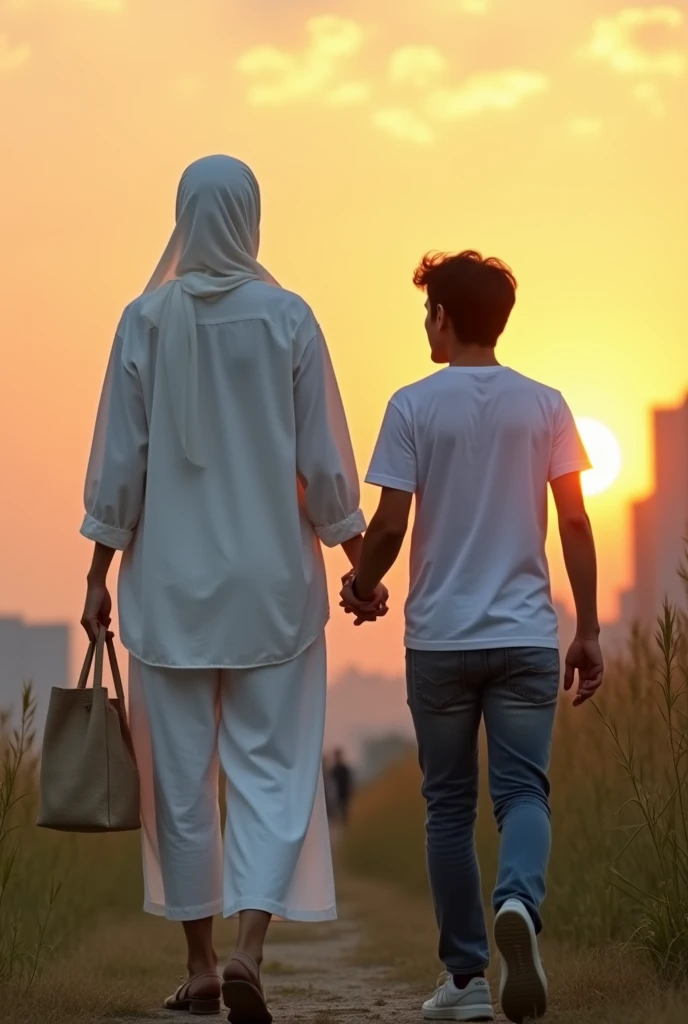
[
  {"left": 294, "top": 329, "right": 366, "bottom": 548},
  {"left": 81, "top": 331, "right": 148, "bottom": 551}
]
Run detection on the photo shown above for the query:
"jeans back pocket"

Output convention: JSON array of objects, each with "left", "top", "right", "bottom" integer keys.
[
  {"left": 407, "top": 650, "right": 467, "bottom": 710},
  {"left": 505, "top": 648, "right": 560, "bottom": 704}
]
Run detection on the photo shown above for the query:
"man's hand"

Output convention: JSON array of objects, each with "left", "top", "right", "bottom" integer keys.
[
  {"left": 564, "top": 636, "right": 604, "bottom": 707},
  {"left": 81, "top": 578, "right": 113, "bottom": 642},
  {"left": 339, "top": 574, "right": 389, "bottom": 626}
]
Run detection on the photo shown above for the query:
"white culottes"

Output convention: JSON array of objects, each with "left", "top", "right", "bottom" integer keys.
[{"left": 128, "top": 633, "right": 336, "bottom": 922}]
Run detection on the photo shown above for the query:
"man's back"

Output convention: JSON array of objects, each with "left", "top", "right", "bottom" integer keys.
[
  {"left": 367, "top": 365, "right": 589, "bottom": 651},
  {"left": 348, "top": 250, "right": 602, "bottom": 1024}
]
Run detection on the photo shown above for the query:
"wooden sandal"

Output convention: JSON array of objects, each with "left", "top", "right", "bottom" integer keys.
[
  {"left": 222, "top": 953, "right": 272, "bottom": 1024},
  {"left": 164, "top": 971, "right": 222, "bottom": 1015}
]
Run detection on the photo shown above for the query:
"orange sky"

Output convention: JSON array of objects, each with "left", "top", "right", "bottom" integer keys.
[{"left": 1, "top": 0, "right": 687, "bottom": 682}]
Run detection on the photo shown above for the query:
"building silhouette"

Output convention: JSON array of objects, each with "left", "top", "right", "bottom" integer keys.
[
  {"left": 0, "top": 617, "right": 71, "bottom": 738},
  {"left": 621, "top": 394, "right": 688, "bottom": 627}
]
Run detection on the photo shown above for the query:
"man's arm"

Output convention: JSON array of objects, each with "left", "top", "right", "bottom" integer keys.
[
  {"left": 550, "top": 472, "right": 604, "bottom": 705},
  {"left": 348, "top": 488, "right": 413, "bottom": 600}
]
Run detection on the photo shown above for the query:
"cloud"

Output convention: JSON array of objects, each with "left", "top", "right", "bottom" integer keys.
[
  {"left": 373, "top": 107, "right": 435, "bottom": 145},
  {"left": 0, "top": 34, "right": 30, "bottom": 73},
  {"left": 457, "top": 0, "right": 490, "bottom": 13},
  {"left": 388, "top": 45, "right": 449, "bottom": 88},
  {"left": 580, "top": 6, "right": 686, "bottom": 77},
  {"left": 425, "top": 69, "right": 549, "bottom": 120},
  {"left": 569, "top": 116, "right": 603, "bottom": 138},
  {"left": 326, "top": 80, "right": 371, "bottom": 105},
  {"left": 236, "top": 16, "right": 369, "bottom": 106}
]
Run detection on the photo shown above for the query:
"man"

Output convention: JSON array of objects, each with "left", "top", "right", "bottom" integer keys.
[
  {"left": 341, "top": 251, "right": 604, "bottom": 1023},
  {"left": 330, "top": 748, "right": 354, "bottom": 826}
]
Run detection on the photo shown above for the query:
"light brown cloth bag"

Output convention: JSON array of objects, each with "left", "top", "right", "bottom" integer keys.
[{"left": 37, "top": 627, "right": 140, "bottom": 832}]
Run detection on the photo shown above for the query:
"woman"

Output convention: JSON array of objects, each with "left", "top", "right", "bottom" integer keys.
[{"left": 80, "top": 155, "right": 386, "bottom": 1021}]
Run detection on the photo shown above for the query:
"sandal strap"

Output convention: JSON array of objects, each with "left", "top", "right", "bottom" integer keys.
[
  {"left": 225, "top": 952, "right": 262, "bottom": 988},
  {"left": 173, "top": 971, "right": 220, "bottom": 1001},
  {"left": 189, "top": 970, "right": 221, "bottom": 983},
  {"left": 229, "top": 953, "right": 259, "bottom": 975}
]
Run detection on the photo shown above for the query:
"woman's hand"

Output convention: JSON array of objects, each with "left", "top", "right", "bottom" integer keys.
[
  {"left": 81, "top": 578, "right": 113, "bottom": 642},
  {"left": 339, "top": 573, "right": 389, "bottom": 626}
]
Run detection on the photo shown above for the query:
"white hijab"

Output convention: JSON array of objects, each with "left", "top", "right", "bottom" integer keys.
[{"left": 138, "top": 155, "right": 277, "bottom": 467}]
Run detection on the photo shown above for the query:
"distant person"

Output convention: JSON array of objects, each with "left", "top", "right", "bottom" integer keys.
[
  {"left": 322, "top": 753, "right": 336, "bottom": 820},
  {"left": 79, "top": 155, "right": 387, "bottom": 1022},
  {"left": 330, "top": 748, "right": 354, "bottom": 825},
  {"left": 340, "top": 251, "right": 604, "bottom": 1023}
]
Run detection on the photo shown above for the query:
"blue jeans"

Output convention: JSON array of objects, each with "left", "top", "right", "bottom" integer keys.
[{"left": 406, "top": 647, "right": 560, "bottom": 974}]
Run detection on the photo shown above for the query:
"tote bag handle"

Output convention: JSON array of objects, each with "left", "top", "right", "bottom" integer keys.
[{"left": 75, "top": 627, "right": 127, "bottom": 708}]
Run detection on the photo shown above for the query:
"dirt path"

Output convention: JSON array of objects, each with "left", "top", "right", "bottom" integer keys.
[{"left": 120, "top": 876, "right": 505, "bottom": 1024}]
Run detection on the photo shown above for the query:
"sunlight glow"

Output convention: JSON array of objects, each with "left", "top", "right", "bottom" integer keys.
[{"left": 576, "top": 418, "right": 622, "bottom": 497}]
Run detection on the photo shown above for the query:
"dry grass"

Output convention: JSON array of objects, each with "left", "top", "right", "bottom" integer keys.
[
  {"left": 1, "top": 595, "right": 686, "bottom": 1020},
  {"left": 341, "top": 605, "right": 688, "bottom": 1020},
  {"left": 343, "top": 618, "right": 688, "bottom": 972},
  {"left": 349, "top": 872, "right": 688, "bottom": 1024}
]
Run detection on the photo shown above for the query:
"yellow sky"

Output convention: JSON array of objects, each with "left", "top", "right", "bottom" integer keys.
[{"left": 1, "top": 0, "right": 687, "bottom": 681}]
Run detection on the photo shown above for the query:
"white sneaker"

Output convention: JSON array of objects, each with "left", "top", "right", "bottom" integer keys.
[
  {"left": 422, "top": 972, "right": 494, "bottom": 1021},
  {"left": 494, "top": 899, "right": 548, "bottom": 1023}
]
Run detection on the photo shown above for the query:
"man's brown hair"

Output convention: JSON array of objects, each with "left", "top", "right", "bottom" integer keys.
[{"left": 413, "top": 250, "right": 517, "bottom": 347}]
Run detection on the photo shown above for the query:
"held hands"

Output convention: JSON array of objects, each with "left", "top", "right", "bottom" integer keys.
[
  {"left": 564, "top": 636, "right": 604, "bottom": 707},
  {"left": 339, "top": 571, "right": 389, "bottom": 626}
]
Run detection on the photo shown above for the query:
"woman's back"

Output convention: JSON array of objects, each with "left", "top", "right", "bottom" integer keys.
[{"left": 85, "top": 280, "right": 360, "bottom": 669}]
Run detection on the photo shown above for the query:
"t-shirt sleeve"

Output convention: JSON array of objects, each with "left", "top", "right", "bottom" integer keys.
[
  {"left": 549, "top": 394, "right": 592, "bottom": 482},
  {"left": 365, "top": 399, "right": 417, "bottom": 494}
]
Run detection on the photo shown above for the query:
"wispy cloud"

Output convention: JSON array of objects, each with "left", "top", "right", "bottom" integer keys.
[
  {"left": 373, "top": 107, "right": 435, "bottom": 146},
  {"left": 388, "top": 45, "right": 449, "bottom": 88},
  {"left": 0, "top": 33, "right": 30, "bottom": 74},
  {"left": 580, "top": 6, "right": 686, "bottom": 77},
  {"left": 326, "top": 80, "right": 372, "bottom": 106},
  {"left": 236, "top": 16, "right": 369, "bottom": 107},
  {"left": 457, "top": 0, "right": 490, "bottom": 14},
  {"left": 425, "top": 69, "right": 549, "bottom": 120},
  {"left": 569, "top": 116, "right": 603, "bottom": 138}
]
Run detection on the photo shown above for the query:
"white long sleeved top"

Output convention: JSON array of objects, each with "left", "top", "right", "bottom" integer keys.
[{"left": 81, "top": 281, "right": 366, "bottom": 668}]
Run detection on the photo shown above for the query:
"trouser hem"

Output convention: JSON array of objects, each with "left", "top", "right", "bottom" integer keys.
[
  {"left": 144, "top": 898, "right": 224, "bottom": 921},
  {"left": 223, "top": 898, "right": 337, "bottom": 922},
  {"left": 444, "top": 959, "right": 490, "bottom": 974}
]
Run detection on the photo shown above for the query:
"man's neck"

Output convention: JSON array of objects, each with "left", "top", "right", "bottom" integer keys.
[{"left": 448, "top": 346, "right": 500, "bottom": 368}]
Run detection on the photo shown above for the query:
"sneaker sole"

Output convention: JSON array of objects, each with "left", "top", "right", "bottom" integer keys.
[
  {"left": 422, "top": 1008, "right": 494, "bottom": 1022},
  {"left": 494, "top": 909, "right": 547, "bottom": 1023}
]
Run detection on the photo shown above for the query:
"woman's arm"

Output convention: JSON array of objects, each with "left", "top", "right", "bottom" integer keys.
[
  {"left": 293, "top": 329, "right": 367, "bottom": 558},
  {"left": 80, "top": 324, "right": 149, "bottom": 638}
]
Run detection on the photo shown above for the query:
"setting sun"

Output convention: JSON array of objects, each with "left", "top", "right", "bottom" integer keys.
[{"left": 576, "top": 418, "right": 622, "bottom": 497}]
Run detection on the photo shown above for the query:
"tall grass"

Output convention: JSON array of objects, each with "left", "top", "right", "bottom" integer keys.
[
  {"left": 0, "top": 685, "right": 142, "bottom": 994},
  {"left": 343, "top": 597, "right": 688, "bottom": 982},
  {"left": 0, "top": 685, "right": 60, "bottom": 988},
  {"left": 595, "top": 604, "right": 687, "bottom": 980}
]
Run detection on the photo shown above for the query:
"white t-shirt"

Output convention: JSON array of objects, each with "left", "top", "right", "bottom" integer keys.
[
  {"left": 82, "top": 281, "right": 365, "bottom": 669},
  {"left": 366, "top": 366, "right": 591, "bottom": 651}
]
